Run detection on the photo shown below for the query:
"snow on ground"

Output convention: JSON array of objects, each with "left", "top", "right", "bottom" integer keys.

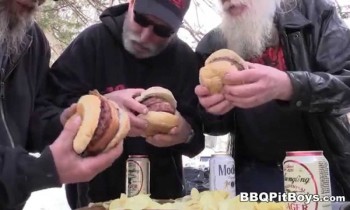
[{"left": 24, "top": 186, "right": 70, "bottom": 210}]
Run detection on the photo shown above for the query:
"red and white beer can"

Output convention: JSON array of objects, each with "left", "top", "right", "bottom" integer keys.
[
  {"left": 283, "top": 151, "right": 331, "bottom": 210},
  {"left": 126, "top": 155, "right": 150, "bottom": 197},
  {"left": 209, "top": 153, "right": 236, "bottom": 197}
]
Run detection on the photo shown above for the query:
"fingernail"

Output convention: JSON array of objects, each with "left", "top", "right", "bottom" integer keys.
[{"left": 143, "top": 108, "right": 148, "bottom": 114}]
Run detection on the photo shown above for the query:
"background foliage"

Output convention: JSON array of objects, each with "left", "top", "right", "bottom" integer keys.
[{"left": 35, "top": 0, "right": 350, "bottom": 62}]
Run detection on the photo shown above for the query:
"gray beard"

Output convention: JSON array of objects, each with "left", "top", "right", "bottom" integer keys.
[
  {"left": 0, "top": 7, "right": 34, "bottom": 56},
  {"left": 122, "top": 12, "right": 172, "bottom": 59},
  {"left": 219, "top": 0, "right": 280, "bottom": 60}
]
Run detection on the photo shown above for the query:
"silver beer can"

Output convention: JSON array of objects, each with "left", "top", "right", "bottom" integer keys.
[
  {"left": 209, "top": 153, "right": 236, "bottom": 197},
  {"left": 283, "top": 151, "right": 332, "bottom": 210},
  {"left": 126, "top": 155, "right": 150, "bottom": 197}
]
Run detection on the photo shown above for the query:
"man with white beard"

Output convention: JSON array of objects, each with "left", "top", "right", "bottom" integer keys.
[
  {"left": 196, "top": 0, "right": 350, "bottom": 199},
  {"left": 0, "top": 1, "right": 125, "bottom": 209}
]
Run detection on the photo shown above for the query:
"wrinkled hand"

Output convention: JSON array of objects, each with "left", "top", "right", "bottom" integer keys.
[
  {"left": 223, "top": 63, "right": 293, "bottom": 108},
  {"left": 60, "top": 103, "right": 77, "bottom": 125},
  {"left": 50, "top": 115, "right": 124, "bottom": 184},
  {"left": 104, "top": 89, "right": 148, "bottom": 137},
  {"left": 195, "top": 85, "right": 234, "bottom": 115},
  {"left": 146, "top": 112, "right": 193, "bottom": 147}
]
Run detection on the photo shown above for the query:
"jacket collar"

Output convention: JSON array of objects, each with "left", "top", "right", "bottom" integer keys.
[
  {"left": 276, "top": 7, "right": 312, "bottom": 31},
  {"left": 8, "top": 34, "right": 32, "bottom": 73}
]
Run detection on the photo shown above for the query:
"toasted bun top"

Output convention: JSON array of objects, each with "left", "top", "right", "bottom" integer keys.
[
  {"left": 205, "top": 49, "right": 247, "bottom": 70},
  {"left": 73, "top": 95, "right": 101, "bottom": 154},
  {"left": 136, "top": 86, "right": 177, "bottom": 108}
]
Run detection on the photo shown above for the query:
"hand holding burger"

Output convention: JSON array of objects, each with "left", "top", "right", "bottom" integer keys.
[
  {"left": 136, "top": 87, "right": 193, "bottom": 147},
  {"left": 199, "top": 49, "right": 248, "bottom": 94},
  {"left": 50, "top": 115, "right": 124, "bottom": 184},
  {"left": 196, "top": 49, "right": 247, "bottom": 115},
  {"left": 67, "top": 90, "right": 130, "bottom": 156},
  {"left": 135, "top": 86, "right": 179, "bottom": 137}
]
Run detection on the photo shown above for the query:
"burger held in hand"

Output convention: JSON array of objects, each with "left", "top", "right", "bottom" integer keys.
[
  {"left": 135, "top": 87, "right": 179, "bottom": 136},
  {"left": 199, "top": 49, "right": 248, "bottom": 94},
  {"left": 69, "top": 90, "right": 130, "bottom": 156}
]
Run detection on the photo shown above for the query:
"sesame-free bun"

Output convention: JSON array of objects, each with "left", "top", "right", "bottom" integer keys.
[
  {"left": 139, "top": 111, "right": 179, "bottom": 136},
  {"left": 199, "top": 49, "right": 248, "bottom": 94},
  {"left": 136, "top": 86, "right": 179, "bottom": 136},
  {"left": 69, "top": 90, "right": 130, "bottom": 155},
  {"left": 136, "top": 86, "right": 177, "bottom": 108}
]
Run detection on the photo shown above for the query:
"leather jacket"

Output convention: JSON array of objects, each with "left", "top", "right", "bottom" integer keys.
[{"left": 196, "top": 0, "right": 350, "bottom": 199}]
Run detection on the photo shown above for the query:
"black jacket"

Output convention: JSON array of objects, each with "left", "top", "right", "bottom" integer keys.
[
  {"left": 44, "top": 4, "right": 204, "bottom": 207},
  {"left": 0, "top": 24, "right": 60, "bottom": 209},
  {"left": 196, "top": 0, "right": 350, "bottom": 199}
]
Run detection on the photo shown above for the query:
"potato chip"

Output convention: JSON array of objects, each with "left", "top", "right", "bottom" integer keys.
[
  {"left": 122, "top": 194, "right": 153, "bottom": 210},
  {"left": 86, "top": 188, "right": 287, "bottom": 210}
]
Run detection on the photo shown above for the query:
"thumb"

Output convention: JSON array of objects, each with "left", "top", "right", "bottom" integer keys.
[
  {"left": 130, "top": 88, "right": 145, "bottom": 97},
  {"left": 59, "top": 114, "right": 82, "bottom": 141},
  {"left": 82, "top": 141, "right": 124, "bottom": 175}
]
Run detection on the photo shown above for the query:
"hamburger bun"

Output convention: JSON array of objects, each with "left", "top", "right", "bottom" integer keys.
[
  {"left": 199, "top": 49, "right": 248, "bottom": 94},
  {"left": 69, "top": 90, "right": 130, "bottom": 155},
  {"left": 135, "top": 87, "right": 179, "bottom": 136}
]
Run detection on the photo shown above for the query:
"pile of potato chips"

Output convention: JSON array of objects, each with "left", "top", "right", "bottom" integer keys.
[{"left": 88, "top": 188, "right": 287, "bottom": 210}]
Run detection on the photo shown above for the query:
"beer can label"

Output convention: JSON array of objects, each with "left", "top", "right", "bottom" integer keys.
[
  {"left": 209, "top": 155, "right": 236, "bottom": 197},
  {"left": 283, "top": 152, "right": 331, "bottom": 210},
  {"left": 126, "top": 159, "right": 149, "bottom": 197}
]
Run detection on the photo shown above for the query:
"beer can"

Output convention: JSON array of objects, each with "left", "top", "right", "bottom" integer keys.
[
  {"left": 283, "top": 151, "right": 331, "bottom": 210},
  {"left": 126, "top": 155, "right": 150, "bottom": 197},
  {"left": 209, "top": 153, "right": 236, "bottom": 197}
]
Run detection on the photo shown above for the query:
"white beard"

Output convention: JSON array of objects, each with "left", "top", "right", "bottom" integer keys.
[
  {"left": 0, "top": 2, "right": 35, "bottom": 56},
  {"left": 219, "top": 0, "right": 281, "bottom": 60}
]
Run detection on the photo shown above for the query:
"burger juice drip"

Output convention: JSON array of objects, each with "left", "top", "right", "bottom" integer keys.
[{"left": 126, "top": 155, "right": 150, "bottom": 197}]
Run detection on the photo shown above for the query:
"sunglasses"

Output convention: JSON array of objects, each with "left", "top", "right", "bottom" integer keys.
[{"left": 133, "top": 12, "right": 174, "bottom": 38}]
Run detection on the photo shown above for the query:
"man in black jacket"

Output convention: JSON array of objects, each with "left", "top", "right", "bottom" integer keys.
[
  {"left": 195, "top": 0, "right": 350, "bottom": 199},
  {"left": 0, "top": 0, "right": 125, "bottom": 209},
  {"left": 43, "top": 0, "right": 204, "bottom": 208}
]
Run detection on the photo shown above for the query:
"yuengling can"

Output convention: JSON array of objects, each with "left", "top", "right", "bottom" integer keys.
[
  {"left": 209, "top": 153, "right": 236, "bottom": 197},
  {"left": 283, "top": 151, "right": 331, "bottom": 210},
  {"left": 126, "top": 155, "right": 150, "bottom": 197}
]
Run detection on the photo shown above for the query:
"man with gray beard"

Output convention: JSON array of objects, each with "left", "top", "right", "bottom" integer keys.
[
  {"left": 196, "top": 0, "right": 350, "bottom": 199},
  {"left": 41, "top": 0, "right": 204, "bottom": 208},
  {"left": 0, "top": 0, "right": 126, "bottom": 209}
]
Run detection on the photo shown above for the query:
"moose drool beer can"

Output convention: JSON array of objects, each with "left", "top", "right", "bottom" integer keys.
[
  {"left": 209, "top": 153, "right": 236, "bottom": 197},
  {"left": 283, "top": 151, "right": 331, "bottom": 210},
  {"left": 126, "top": 155, "right": 150, "bottom": 197}
]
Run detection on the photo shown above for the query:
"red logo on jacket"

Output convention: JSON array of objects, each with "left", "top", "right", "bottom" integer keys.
[
  {"left": 249, "top": 46, "right": 287, "bottom": 71},
  {"left": 170, "top": 0, "right": 185, "bottom": 10}
]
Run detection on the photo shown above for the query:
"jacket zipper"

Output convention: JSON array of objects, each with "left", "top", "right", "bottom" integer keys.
[
  {"left": 280, "top": 31, "right": 294, "bottom": 70},
  {"left": 0, "top": 67, "right": 15, "bottom": 148},
  {"left": 0, "top": 37, "right": 32, "bottom": 148}
]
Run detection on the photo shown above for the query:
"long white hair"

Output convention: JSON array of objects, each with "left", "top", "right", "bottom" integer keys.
[{"left": 0, "top": 1, "right": 37, "bottom": 55}]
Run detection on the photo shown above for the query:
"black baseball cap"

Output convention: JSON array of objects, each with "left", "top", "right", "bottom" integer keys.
[{"left": 134, "top": 0, "right": 191, "bottom": 32}]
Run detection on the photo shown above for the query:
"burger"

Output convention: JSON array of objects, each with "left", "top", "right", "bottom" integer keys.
[
  {"left": 69, "top": 90, "right": 130, "bottom": 156},
  {"left": 199, "top": 49, "right": 248, "bottom": 94},
  {"left": 135, "top": 87, "right": 179, "bottom": 136}
]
